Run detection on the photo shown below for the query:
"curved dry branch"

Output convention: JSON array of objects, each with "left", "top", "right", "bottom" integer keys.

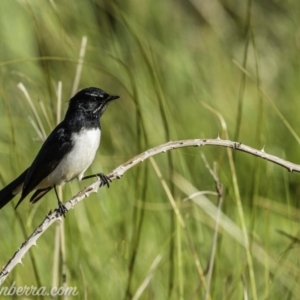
[{"left": 0, "top": 138, "right": 299, "bottom": 285}]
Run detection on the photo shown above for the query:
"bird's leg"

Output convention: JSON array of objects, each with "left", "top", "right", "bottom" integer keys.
[
  {"left": 54, "top": 186, "right": 68, "bottom": 218},
  {"left": 82, "top": 173, "right": 111, "bottom": 188}
]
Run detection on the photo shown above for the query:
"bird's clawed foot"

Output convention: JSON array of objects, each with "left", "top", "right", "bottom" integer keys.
[
  {"left": 82, "top": 172, "right": 111, "bottom": 187},
  {"left": 97, "top": 173, "right": 111, "bottom": 188},
  {"left": 56, "top": 201, "right": 68, "bottom": 218}
]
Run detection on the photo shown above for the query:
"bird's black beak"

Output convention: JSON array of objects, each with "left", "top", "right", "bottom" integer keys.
[{"left": 107, "top": 95, "right": 119, "bottom": 102}]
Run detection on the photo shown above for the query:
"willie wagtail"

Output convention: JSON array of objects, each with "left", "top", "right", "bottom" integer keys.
[{"left": 0, "top": 87, "right": 119, "bottom": 216}]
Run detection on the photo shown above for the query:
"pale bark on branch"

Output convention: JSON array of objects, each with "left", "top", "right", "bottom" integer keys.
[{"left": 0, "top": 138, "right": 299, "bottom": 285}]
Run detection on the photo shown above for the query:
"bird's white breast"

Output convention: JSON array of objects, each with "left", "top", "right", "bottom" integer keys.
[{"left": 47, "top": 128, "right": 101, "bottom": 186}]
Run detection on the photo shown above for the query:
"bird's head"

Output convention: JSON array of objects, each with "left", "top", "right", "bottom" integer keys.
[{"left": 67, "top": 87, "right": 119, "bottom": 119}]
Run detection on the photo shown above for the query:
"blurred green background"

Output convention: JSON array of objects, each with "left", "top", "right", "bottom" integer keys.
[{"left": 0, "top": 0, "right": 300, "bottom": 299}]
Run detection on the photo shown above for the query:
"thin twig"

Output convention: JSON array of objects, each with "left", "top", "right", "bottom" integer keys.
[
  {"left": 71, "top": 36, "right": 87, "bottom": 97},
  {"left": 0, "top": 138, "right": 300, "bottom": 285},
  {"left": 201, "top": 154, "right": 223, "bottom": 300},
  {"left": 18, "top": 83, "right": 47, "bottom": 140},
  {"left": 132, "top": 255, "right": 162, "bottom": 300}
]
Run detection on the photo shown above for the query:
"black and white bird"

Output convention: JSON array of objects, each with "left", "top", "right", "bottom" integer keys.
[{"left": 0, "top": 87, "right": 119, "bottom": 216}]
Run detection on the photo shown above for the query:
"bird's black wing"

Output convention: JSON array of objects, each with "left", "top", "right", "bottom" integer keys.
[{"left": 20, "top": 122, "right": 73, "bottom": 202}]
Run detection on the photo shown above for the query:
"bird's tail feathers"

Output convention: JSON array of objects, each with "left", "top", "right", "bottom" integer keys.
[
  {"left": 30, "top": 188, "right": 52, "bottom": 204},
  {"left": 0, "top": 169, "right": 28, "bottom": 210}
]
